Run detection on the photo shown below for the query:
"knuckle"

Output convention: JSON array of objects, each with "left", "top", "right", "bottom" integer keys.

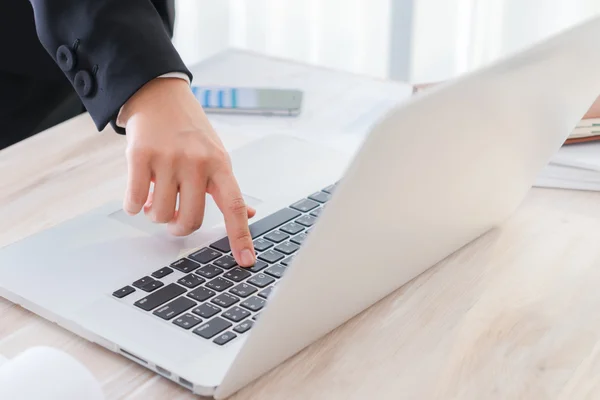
[
  {"left": 152, "top": 209, "right": 175, "bottom": 223},
  {"left": 179, "top": 219, "right": 203, "bottom": 234},
  {"left": 178, "top": 147, "right": 209, "bottom": 170},
  {"left": 210, "top": 147, "right": 231, "bottom": 168},
  {"left": 122, "top": 200, "right": 140, "bottom": 215},
  {"left": 233, "top": 228, "right": 252, "bottom": 243},
  {"left": 228, "top": 196, "right": 247, "bottom": 216},
  {"left": 191, "top": 151, "right": 210, "bottom": 168},
  {"left": 156, "top": 149, "right": 178, "bottom": 165},
  {"left": 126, "top": 144, "right": 153, "bottom": 164},
  {"left": 127, "top": 187, "right": 147, "bottom": 206}
]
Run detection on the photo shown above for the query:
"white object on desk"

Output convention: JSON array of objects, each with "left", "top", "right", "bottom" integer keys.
[
  {"left": 535, "top": 141, "right": 600, "bottom": 191},
  {"left": 549, "top": 141, "right": 600, "bottom": 172},
  {"left": 0, "top": 347, "right": 104, "bottom": 400},
  {"left": 196, "top": 51, "right": 600, "bottom": 193},
  {"left": 192, "top": 50, "right": 414, "bottom": 155}
]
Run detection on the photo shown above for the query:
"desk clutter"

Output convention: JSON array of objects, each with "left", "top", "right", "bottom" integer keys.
[
  {"left": 415, "top": 84, "right": 600, "bottom": 192},
  {"left": 536, "top": 119, "right": 600, "bottom": 191}
]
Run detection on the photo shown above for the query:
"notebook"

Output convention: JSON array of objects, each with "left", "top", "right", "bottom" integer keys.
[{"left": 565, "top": 118, "right": 600, "bottom": 144}]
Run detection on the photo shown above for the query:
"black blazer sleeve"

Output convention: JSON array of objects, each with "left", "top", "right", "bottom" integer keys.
[{"left": 28, "top": 0, "right": 192, "bottom": 133}]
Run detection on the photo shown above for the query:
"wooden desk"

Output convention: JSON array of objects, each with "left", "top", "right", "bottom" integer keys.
[{"left": 3, "top": 113, "right": 600, "bottom": 399}]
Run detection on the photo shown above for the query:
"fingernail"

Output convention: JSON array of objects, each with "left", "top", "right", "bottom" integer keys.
[{"left": 240, "top": 249, "right": 255, "bottom": 267}]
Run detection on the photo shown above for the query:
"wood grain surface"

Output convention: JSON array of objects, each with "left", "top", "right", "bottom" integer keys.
[{"left": 3, "top": 113, "right": 600, "bottom": 399}]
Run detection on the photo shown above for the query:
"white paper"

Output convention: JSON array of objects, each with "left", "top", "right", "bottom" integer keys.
[
  {"left": 536, "top": 163, "right": 600, "bottom": 191},
  {"left": 190, "top": 50, "right": 413, "bottom": 156},
  {"left": 548, "top": 141, "right": 600, "bottom": 172},
  {"left": 193, "top": 51, "right": 600, "bottom": 192},
  {"left": 0, "top": 347, "right": 104, "bottom": 400}
]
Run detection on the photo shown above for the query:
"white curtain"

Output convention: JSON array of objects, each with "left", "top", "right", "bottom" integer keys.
[
  {"left": 173, "top": 0, "right": 392, "bottom": 79},
  {"left": 410, "top": 0, "right": 600, "bottom": 82},
  {"left": 173, "top": 0, "right": 600, "bottom": 83}
]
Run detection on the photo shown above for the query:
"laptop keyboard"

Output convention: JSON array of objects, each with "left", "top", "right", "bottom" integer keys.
[{"left": 112, "top": 183, "right": 336, "bottom": 347}]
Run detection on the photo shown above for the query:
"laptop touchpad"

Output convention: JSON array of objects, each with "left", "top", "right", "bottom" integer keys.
[{"left": 108, "top": 193, "right": 262, "bottom": 236}]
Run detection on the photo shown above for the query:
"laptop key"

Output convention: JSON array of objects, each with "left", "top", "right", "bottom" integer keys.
[
  {"left": 224, "top": 267, "right": 252, "bottom": 282},
  {"left": 253, "top": 238, "right": 273, "bottom": 252},
  {"left": 290, "top": 198, "right": 319, "bottom": 213},
  {"left": 247, "top": 273, "right": 275, "bottom": 288},
  {"left": 274, "top": 241, "right": 299, "bottom": 255},
  {"left": 222, "top": 306, "right": 251, "bottom": 323},
  {"left": 210, "top": 208, "right": 301, "bottom": 253},
  {"left": 134, "top": 283, "right": 186, "bottom": 311},
  {"left": 248, "top": 260, "right": 268, "bottom": 273},
  {"left": 264, "top": 230, "right": 289, "bottom": 243},
  {"left": 252, "top": 312, "right": 261, "bottom": 321},
  {"left": 187, "top": 286, "right": 216, "bottom": 302},
  {"left": 258, "top": 286, "right": 274, "bottom": 299},
  {"left": 265, "top": 264, "right": 286, "bottom": 279},
  {"left": 113, "top": 286, "right": 135, "bottom": 299},
  {"left": 234, "top": 320, "right": 254, "bottom": 334},
  {"left": 133, "top": 276, "right": 154, "bottom": 289},
  {"left": 177, "top": 273, "right": 205, "bottom": 289},
  {"left": 153, "top": 296, "right": 196, "bottom": 320},
  {"left": 210, "top": 237, "right": 231, "bottom": 253},
  {"left": 310, "top": 207, "right": 323, "bottom": 218},
  {"left": 206, "top": 276, "right": 234, "bottom": 292},
  {"left": 213, "top": 331, "right": 237, "bottom": 345},
  {"left": 213, "top": 255, "right": 237, "bottom": 270},
  {"left": 258, "top": 249, "right": 285, "bottom": 264},
  {"left": 322, "top": 184, "right": 336, "bottom": 194},
  {"left": 249, "top": 208, "right": 302, "bottom": 238},
  {"left": 196, "top": 264, "right": 224, "bottom": 279},
  {"left": 141, "top": 280, "right": 164, "bottom": 292},
  {"left": 296, "top": 215, "right": 317, "bottom": 227},
  {"left": 189, "top": 248, "right": 222, "bottom": 264},
  {"left": 173, "top": 313, "right": 202, "bottom": 330},
  {"left": 192, "top": 303, "right": 221, "bottom": 319},
  {"left": 152, "top": 267, "right": 173, "bottom": 279},
  {"left": 193, "top": 317, "right": 232, "bottom": 339},
  {"left": 308, "top": 191, "right": 331, "bottom": 203},
  {"left": 229, "top": 283, "right": 258, "bottom": 298},
  {"left": 171, "top": 258, "right": 200, "bottom": 273},
  {"left": 280, "top": 222, "right": 304, "bottom": 235},
  {"left": 211, "top": 293, "right": 240, "bottom": 308},
  {"left": 241, "top": 296, "right": 266, "bottom": 312},
  {"left": 291, "top": 233, "right": 308, "bottom": 245},
  {"left": 281, "top": 255, "right": 296, "bottom": 266}
]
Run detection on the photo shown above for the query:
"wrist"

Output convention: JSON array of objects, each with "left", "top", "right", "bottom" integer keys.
[{"left": 118, "top": 77, "right": 190, "bottom": 127}]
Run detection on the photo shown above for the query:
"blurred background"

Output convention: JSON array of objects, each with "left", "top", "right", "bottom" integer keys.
[{"left": 172, "top": 0, "right": 600, "bottom": 83}]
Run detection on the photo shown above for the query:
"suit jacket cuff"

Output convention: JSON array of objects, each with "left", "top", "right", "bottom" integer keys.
[{"left": 30, "top": 0, "right": 193, "bottom": 134}]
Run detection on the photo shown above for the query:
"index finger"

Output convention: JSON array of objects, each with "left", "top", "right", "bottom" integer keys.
[{"left": 208, "top": 169, "right": 256, "bottom": 267}]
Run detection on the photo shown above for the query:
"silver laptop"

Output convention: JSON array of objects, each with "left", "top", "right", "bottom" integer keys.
[{"left": 2, "top": 16, "right": 600, "bottom": 398}]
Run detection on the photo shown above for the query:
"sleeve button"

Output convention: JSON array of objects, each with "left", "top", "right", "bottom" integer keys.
[
  {"left": 74, "top": 70, "right": 95, "bottom": 98},
  {"left": 56, "top": 45, "right": 76, "bottom": 72}
]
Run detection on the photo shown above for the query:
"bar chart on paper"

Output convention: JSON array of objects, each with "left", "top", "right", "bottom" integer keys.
[{"left": 189, "top": 50, "right": 414, "bottom": 155}]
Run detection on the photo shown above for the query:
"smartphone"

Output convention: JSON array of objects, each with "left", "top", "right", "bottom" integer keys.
[{"left": 191, "top": 86, "right": 303, "bottom": 116}]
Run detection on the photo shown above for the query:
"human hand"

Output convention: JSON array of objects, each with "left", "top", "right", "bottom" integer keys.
[{"left": 117, "top": 78, "right": 256, "bottom": 267}]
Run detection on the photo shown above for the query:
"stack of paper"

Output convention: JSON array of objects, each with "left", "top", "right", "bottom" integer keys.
[
  {"left": 536, "top": 137, "right": 600, "bottom": 191},
  {"left": 565, "top": 118, "right": 600, "bottom": 144}
]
